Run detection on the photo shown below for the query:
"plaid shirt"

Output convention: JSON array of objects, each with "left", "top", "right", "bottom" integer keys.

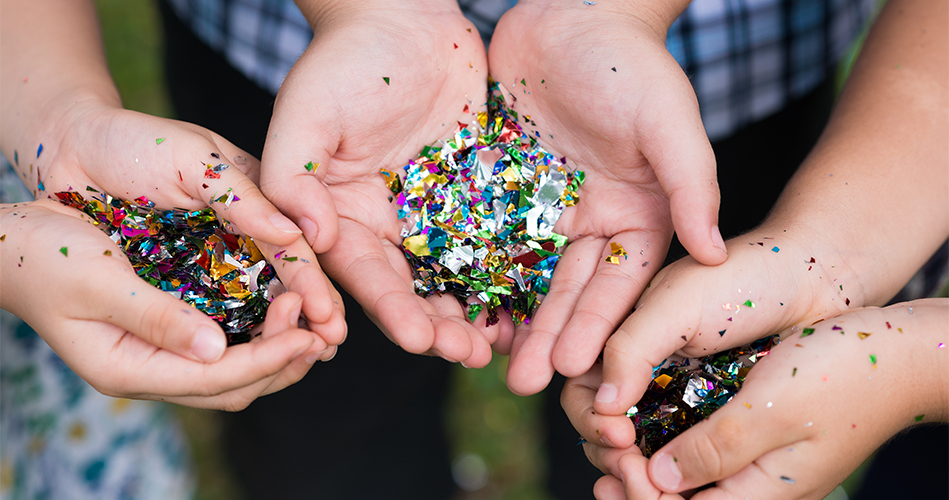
[{"left": 164, "top": 0, "right": 875, "bottom": 140}]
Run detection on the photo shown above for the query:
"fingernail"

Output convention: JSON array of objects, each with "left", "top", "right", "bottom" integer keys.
[
  {"left": 305, "top": 353, "right": 321, "bottom": 364},
  {"left": 460, "top": 361, "right": 471, "bottom": 368},
  {"left": 711, "top": 225, "right": 727, "bottom": 255},
  {"left": 595, "top": 383, "right": 618, "bottom": 404},
  {"left": 600, "top": 434, "right": 616, "bottom": 447},
  {"left": 321, "top": 349, "right": 337, "bottom": 362},
  {"left": 299, "top": 217, "right": 318, "bottom": 246},
  {"left": 269, "top": 213, "right": 302, "bottom": 234},
  {"left": 652, "top": 453, "right": 682, "bottom": 491},
  {"left": 191, "top": 326, "right": 226, "bottom": 362}
]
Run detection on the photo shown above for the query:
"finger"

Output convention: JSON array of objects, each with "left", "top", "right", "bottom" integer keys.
[
  {"left": 553, "top": 231, "right": 663, "bottom": 378},
  {"left": 504, "top": 237, "right": 602, "bottom": 394},
  {"left": 259, "top": 88, "right": 340, "bottom": 253},
  {"left": 506, "top": 319, "right": 559, "bottom": 395},
  {"left": 640, "top": 85, "right": 725, "bottom": 266},
  {"left": 593, "top": 475, "right": 627, "bottom": 500},
  {"left": 116, "top": 328, "right": 316, "bottom": 398},
  {"left": 614, "top": 453, "right": 687, "bottom": 500},
  {"left": 491, "top": 314, "right": 516, "bottom": 355},
  {"left": 254, "top": 235, "right": 342, "bottom": 342},
  {"left": 191, "top": 151, "right": 305, "bottom": 248},
  {"left": 319, "top": 218, "right": 435, "bottom": 353},
  {"left": 562, "top": 366, "right": 638, "bottom": 450}
]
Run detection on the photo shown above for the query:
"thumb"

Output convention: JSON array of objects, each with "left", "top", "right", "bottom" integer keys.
[
  {"left": 647, "top": 404, "right": 789, "bottom": 493},
  {"left": 90, "top": 263, "right": 229, "bottom": 363},
  {"left": 641, "top": 85, "right": 726, "bottom": 266},
  {"left": 259, "top": 90, "right": 340, "bottom": 254}
]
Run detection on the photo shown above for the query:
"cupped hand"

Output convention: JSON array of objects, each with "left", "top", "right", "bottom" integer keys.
[
  {"left": 27, "top": 104, "right": 345, "bottom": 361},
  {"left": 489, "top": 1, "right": 726, "bottom": 394},
  {"left": 0, "top": 199, "right": 334, "bottom": 410},
  {"left": 564, "top": 298, "right": 948, "bottom": 500},
  {"left": 260, "top": 0, "right": 500, "bottom": 367}
]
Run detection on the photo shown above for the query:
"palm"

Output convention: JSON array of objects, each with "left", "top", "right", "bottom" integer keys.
[
  {"left": 489, "top": 4, "right": 719, "bottom": 393},
  {"left": 261, "top": 8, "right": 501, "bottom": 367}
]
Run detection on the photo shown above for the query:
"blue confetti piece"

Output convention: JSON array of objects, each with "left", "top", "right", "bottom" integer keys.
[
  {"left": 37, "top": 143, "right": 43, "bottom": 158},
  {"left": 14, "top": 150, "right": 18, "bottom": 166},
  {"left": 718, "top": 329, "right": 727, "bottom": 336},
  {"left": 772, "top": 246, "right": 780, "bottom": 252},
  {"left": 37, "top": 180, "right": 45, "bottom": 192}
]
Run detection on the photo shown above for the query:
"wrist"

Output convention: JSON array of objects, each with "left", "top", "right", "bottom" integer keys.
[
  {"left": 516, "top": 0, "right": 691, "bottom": 35},
  {"left": 293, "top": 0, "right": 462, "bottom": 30}
]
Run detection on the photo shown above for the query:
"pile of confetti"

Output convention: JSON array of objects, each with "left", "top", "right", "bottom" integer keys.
[
  {"left": 382, "top": 81, "right": 583, "bottom": 325},
  {"left": 56, "top": 188, "right": 280, "bottom": 344},
  {"left": 627, "top": 335, "right": 779, "bottom": 457}
]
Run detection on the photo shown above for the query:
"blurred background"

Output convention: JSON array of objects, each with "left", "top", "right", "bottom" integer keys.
[{"left": 92, "top": 1, "right": 878, "bottom": 499}]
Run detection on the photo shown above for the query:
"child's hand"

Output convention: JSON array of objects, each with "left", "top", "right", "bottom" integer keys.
[
  {"left": 259, "top": 0, "right": 498, "bottom": 367},
  {"left": 0, "top": 200, "right": 331, "bottom": 410},
  {"left": 564, "top": 298, "right": 948, "bottom": 499},
  {"left": 488, "top": 0, "right": 726, "bottom": 394},
  {"left": 23, "top": 107, "right": 346, "bottom": 360}
]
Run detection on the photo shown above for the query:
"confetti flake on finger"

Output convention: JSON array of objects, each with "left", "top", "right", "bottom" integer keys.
[
  {"left": 59, "top": 246, "right": 68, "bottom": 257},
  {"left": 383, "top": 77, "right": 390, "bottom": 85},
  {"left": 627, "top": 335, "right": 778, "bottom": 457},
  {"left": 304, "top": 161, "right": 320, "bottom": 172},
  {"left": 801, "top": 328, "right": 815, "bottom": 337},
  {"left": 156, "top": 138, "right": 166, "bottom": 145},
  {"left": 858, "top": 331, "right": 872, "bottom": 340},
  {"left": 605, "top": 242, "right": 627, "bottom": 265},
  {"left": 55, "top": 186, "right": 280, "bottom": 344},
  {"left": 384, "top": 79, "right": 583, "bottom": 326}
]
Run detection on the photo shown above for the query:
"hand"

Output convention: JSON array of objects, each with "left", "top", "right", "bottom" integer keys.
[
  {"left": 21, "top": 104, "right": 346, "bottom": 361},
  {"left": 260, "top": 0, "right": 500, "bottom": 367},
  {"left": 488, "top": 0, "right": 726, "bottom": 394},
  {"left": 0, "top": 200, "right": 334, "bottom": 410},
  {"left": 563, "top": 298, "right": 948, "bottom": 499}
]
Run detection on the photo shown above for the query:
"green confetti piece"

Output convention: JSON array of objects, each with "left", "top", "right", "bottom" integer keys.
[
  {"left": 383, "top": 77, "right": 390, "bottom": 85},
  {"left": 59, "top": 246, "right": 68, "bottom": 257},
  {"left": 915, "top": 414, "right": 925, "bottom": 422},
  {"left": 282, "top": 256, "right": 298, "bottom": 262},
  {"left": 467, "top": 303, "right": 483, "bottom": 322},
  {"left": 870, "top": 354, "right": 877, "bottom": 365},
  {"left": 801, "top": 328, "right": 815, "bottom": 337},
  {"left": 541, "top": 79, "right": 545, "bottom": 84},
  {"left": 743, "top": 299, "right": 755, "bottom": 308},
  {"left": 156, "top": 138, "right": 165, "bottom": 145},
  {"left": 792, "top": 367, "right": 797, "bottom": 377},
  {"left": 520, "top": 78, "right": 526, "bottom": 86},
  {"left": 304, "top": 161, "right": 318, "bottom": 172}
]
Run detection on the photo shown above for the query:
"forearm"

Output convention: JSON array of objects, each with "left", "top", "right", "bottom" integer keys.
[
  {"left": 765, "top": 0, "right": 947, "bottom": 308},
  {"left": 0, "top": 0, "right": 120, "bottom": 183}
]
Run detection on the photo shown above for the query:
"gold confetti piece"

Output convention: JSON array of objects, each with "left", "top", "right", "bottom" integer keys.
[
  {"left": 653, "top": 374, "right": 673, "bottom": 389},
  {"left": 743, "top": 402, "right": 752, "bottom": 409},
  {"left": 858, "top": 331, "right": 872, "bottom": 340},
  {"left": 103, "top": 250, "right": 112, "bottom": 256},
  {"left": 605, "top": 242, "right": 627, "bottom": 265}
]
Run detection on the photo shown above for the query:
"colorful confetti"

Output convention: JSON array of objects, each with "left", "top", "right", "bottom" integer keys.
[
  {"left": 915, "top": 414, "right": 925, "bottom": 422},
  {"left": 857, "top": 331, "right": 872, "bottom": 340},
  {"left": 384, "top": 80, "right": 584, "bottom": 325},
  {"left": 626, "top": 335, "right": 778, "bottom": 457},
  {"left": 156, "top": 138, "right": 165, "bottom": 145},
  {"left": 383, "top": 77, "right": 390, "bottom": 85},
  {"left": 771, "top": 246, "right": 779, "bottom": 252},
  {"left": 37, "top": 144, "right": 43, "bottom": 158},
  {"left": 59, "top": 246, "right": 68, "bottom": 257},
  {"left": 304, "top": 161, "right": 319, "bottom": 173},
  {"left": 55, "top": 187, "right": 281, "bottom": 344},
  {"left": 801, "top": 328, "right": 815, "bottom": 337}
]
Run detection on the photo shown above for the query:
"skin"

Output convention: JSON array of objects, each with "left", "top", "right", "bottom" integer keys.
[
  {"left": 262, "top": 0, "right": 503, "bottom": 367},
  {"left": 0, "top": 0, "right": 345, "bottom": 409},
  {"left": 487, "top": 0, "right": 726, "bottom": 395},
  {"left": 560, "top": 0, "right": 949, "bottom": 496}
]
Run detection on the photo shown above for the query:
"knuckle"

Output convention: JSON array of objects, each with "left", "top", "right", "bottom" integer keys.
[{"left": 687, "top": 415, "right": 744, "bottom": 479}]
